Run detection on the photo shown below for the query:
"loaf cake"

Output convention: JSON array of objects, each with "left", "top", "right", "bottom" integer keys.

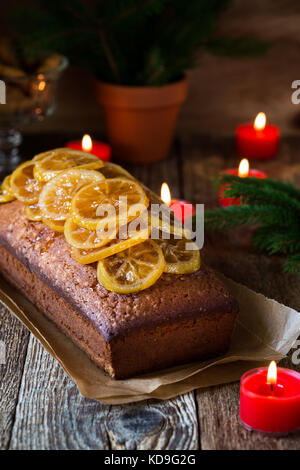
[{"left": 0, "top": 200, "right": 238, "bottom": 379}]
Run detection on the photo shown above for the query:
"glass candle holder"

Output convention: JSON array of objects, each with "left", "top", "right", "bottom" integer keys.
[{"left": 0, "top": 56, "right": 68, "bottom": 173}]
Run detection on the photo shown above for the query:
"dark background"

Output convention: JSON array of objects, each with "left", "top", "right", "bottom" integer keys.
[{"left": 2, "top": 0, "right": 300, "bottom": 136}]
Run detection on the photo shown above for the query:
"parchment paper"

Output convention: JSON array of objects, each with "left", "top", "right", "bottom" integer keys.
[{"left": 1, "top": 273, "right": 299, "bottom": 404}]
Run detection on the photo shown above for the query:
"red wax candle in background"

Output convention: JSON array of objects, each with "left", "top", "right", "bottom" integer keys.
[
  {"left": 170, "top": 200, "right": 195, "bottom": 222},
  {"left": 161, "top": 182, "right": 195, "bottom": 222},
  {"left": 236, "top": 112, "right": 279, "bottom": 160},
  {"left": 218, "top": 158, "right": 267, "bottom": 207},
  {"left": 66, "top": 134, "right": 111, "bottom": 161},
  {"left": 240, "top": 362, "right": 300, "bottom": 435}
]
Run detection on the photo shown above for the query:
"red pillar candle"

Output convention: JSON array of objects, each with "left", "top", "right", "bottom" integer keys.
[
  {"left": 218, "top": 158, "right": 267, "bottom": 207},
  {"left": 66, "top": 134, "right": 111, "bottom": 161},
  {"left": 240, "top": 361, "right": 300, "bottom": 435},
  {"left": 236, "top": 112, "right": 279, "bottom": 160},
  {"left": 160, "top": 183, "right": 195, "bottom": 222}
]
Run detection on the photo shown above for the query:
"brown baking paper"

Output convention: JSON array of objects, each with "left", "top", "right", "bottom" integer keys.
[{"left": 1, "top": 273, "right": 300, "bottom": 404}]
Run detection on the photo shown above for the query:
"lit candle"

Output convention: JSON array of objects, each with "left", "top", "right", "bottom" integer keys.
[
  {"left": 240, "top": 361, "right": 300, "bottom": 435},
  {"left": 218, "top": 158, "right": 267, "bottom": 207},
  {"left": 66, "top": 134, "right": 111, "bottom": 161},
  {"left": 160, "top": 182, "right": 195, "bottom": 222},
  {"left": 236, "top": 112, "right": 279, "bottom": 160}
]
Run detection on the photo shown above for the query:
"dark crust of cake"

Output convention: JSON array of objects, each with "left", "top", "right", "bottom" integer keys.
[{"left": 0, "top": 201, "right": 239, "bottom": 378}]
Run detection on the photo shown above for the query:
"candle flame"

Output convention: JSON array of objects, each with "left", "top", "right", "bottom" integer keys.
[
  {"left": 161, "top": 182, "right": 171, "bottom": 206},
  {"left": 254, "top": 112, "right": 266, "bottom": 131},
  {"left": 38, "top": 81, "right": 46, "bottom": 91},
  {"left": 267, "top": 360, "right": 277, "bottom": 385},
  {"left": 82, "top": 134, "right": 93, "bottom": 152},
  {"left": 238, "top": 158, "right": 250, "bottom": 178}
]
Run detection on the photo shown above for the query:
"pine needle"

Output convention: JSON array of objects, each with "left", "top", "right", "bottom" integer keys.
[{"left": 204, "top": 175, "right": 300, "bottom": 276}]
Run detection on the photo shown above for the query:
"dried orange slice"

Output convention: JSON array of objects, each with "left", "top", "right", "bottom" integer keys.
[
  {"left": 71, "top": 216, "right": 150, "bottom": 264},
  {"left": 155, "top": 237, "right": 200, "bottom": 274},
  {"left": 64, "top": 217, "right": 117, "bottom": 250},
  {"left": 10, "top": 161, "right": 43, "bottom": 204},
  {"left": 33, "top": 148, "right": 104, "bottom": 182},
  {"left": 97, "top": 239, "right": 165, "bottom": 293},
  {"left": 70, "top": 177, "right": 149, "bottom": 231},
  {"left": 99, "top": 162, "right": 134, "bottom": 180},
  {"left": 25, "top": 203, "right": 42, "bottom": 221},
  {"left": 42, "top": 217, "right": 65, "bottom": 233},
  {"left": 39, "top": 168, "right": 105, "bottom": 221}
]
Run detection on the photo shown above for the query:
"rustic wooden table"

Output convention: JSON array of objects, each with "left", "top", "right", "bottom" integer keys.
[{"left": 0, "top": 133, "right": 300, "bottom": 450}]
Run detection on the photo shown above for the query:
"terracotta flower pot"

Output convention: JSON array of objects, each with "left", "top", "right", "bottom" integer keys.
[{"left": 94, "top": 77, "right": 187, "bottom": 164}]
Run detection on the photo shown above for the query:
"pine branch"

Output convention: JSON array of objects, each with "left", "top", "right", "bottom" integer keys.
[
  {"left": 219, "top": 173, "right": 300, "bottom": 201},
  {"left": 203, "top": 175, "right": 300, "bottom": 277},
  {"left": 252, "top": 225, "right": 300, "bottom": 255},
  {"left": 205, "top": 204, "right": 297, "bottom": 230},
  {"left": 220, "top": 175, "right": 300, "bottom": 213},
  {"left": 284, "top": 254, "right": 300, "bottom": 275}
]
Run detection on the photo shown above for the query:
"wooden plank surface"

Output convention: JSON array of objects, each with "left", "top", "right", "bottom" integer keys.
[
  {"left": 0, "top": 305, "right": 30, "bottom": 449},
  {"left": 0, "top": 133, "right": 300, "bottom": 449}
]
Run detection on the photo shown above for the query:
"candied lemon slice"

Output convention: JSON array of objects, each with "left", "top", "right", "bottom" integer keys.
[
  {"left": 97, "top": 239, "right": 164, "bottom": 293},
  {"left": 0, "top": 188, "right": 15, "bottom": 203},
  {"left": 33, "top": 148, "right": 104, "bottom": 182},
  {"left": 142, "top": 186, "right": 191, "bottom": 239},
  {"left": 43, "top": 218, "right": 65, "bottom": 233},
  {"left": 39, "top": 168, "right": 105, "bottom": 221},
  {"left": 25, "top": 203, "right": 42, "bottom": 221},
  {"left": 150, "top": 213, "right": 192, "bottom": 239},
  {"left": 0, "top": 174, "right": 15, "bottom": 203},
  {"left": 0, "top": 193, "right": 15, "bottom": 203},
  {"left": 10, "top": 161, "right": 43, "bottom": 204},
  {"left": 99, "top": 162, "right": 134, "bottom": 180},
  {"left": 70, "top": 177, "right": 149, "bottom": 231},
  {"left": 155, "top": 237, "right": 200, "bottom": 274},
  {"left": 64, "top": 217, "right": 117, "bottom": 250},
  {"left": 71, "top": 217, "right": 150, "bottom": 264},
  {"left": 1, "top": 175, "right": 14, "bottom": 196}
]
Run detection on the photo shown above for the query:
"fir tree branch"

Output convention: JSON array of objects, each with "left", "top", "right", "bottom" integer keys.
[
  {"left": 219, "top": 173, "right": 300, "bottom": 202},
  {"left": 221, "top": 177, "right": 300, "bottom": 213},
  {"left": 204, "top": 174, "right": 300, "bottom": 276},
  {"left": 252, "top": 225, "right": 300, "bottom": 255},
  {"left": 205, "top": 204, "right": 297, "bottom": 230},
  {"left": 284, "top": 254, "right": 300, "bottom": 275}
]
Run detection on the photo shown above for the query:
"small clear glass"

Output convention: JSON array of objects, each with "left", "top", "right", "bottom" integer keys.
[{"left": 0, "top": 56, "right": 68, "bottom": 173}]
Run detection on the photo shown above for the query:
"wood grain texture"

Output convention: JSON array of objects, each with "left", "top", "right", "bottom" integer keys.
[
  {"left": 106, "top": 393, "right": 198, "bottom": 450},
  {"left": 0, "top": 304, "right": 29, "bottom": 450},
  {"left": 9, "top": 336, "right": 111, "bottom": 450}
]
